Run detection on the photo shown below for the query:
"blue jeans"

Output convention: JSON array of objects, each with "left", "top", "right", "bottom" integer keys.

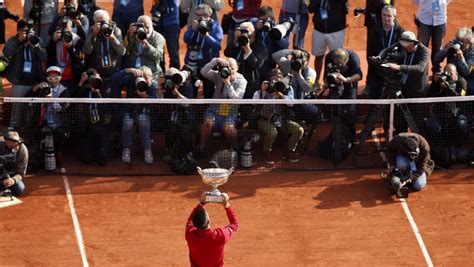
[
  {"left": 1, "top": 180, "right": 25, "bottom": 196},
  {"left": 122, "top": 113, "right": 152, "bottom": 150},
  {"left": 279, "top": 11, "right": 309, "bottom": 49},
  {"left": 417, "top": 22, "right": 446, "bottom": 64},
  {"left": 112, "top": 7, "right": 145, "bottom": 38},
  {"left": 154, "top": 23, "right": 181, "bottom": 69},
  {"left": 396, "top": 155, "right": 427, "bottom": 191}
]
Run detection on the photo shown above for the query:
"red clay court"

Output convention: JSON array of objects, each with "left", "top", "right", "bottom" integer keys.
[{"left": 1, "top": 0, "right": 473, "bottom": 266}]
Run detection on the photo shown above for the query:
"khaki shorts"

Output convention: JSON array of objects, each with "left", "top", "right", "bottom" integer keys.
[{"left": 311, "top": 29, "right": 346, "bottom": 56}]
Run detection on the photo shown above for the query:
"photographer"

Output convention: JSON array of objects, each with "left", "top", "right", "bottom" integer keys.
[
  {"left": 386, "top": 133, "right": 434, "bottom": 195},
  {"left": 181, "top": 0, "right": 223, "bottom": 26},
  {"left": 26, "top": 66, "right": 71, "bottom": 166},
  {"left": 360, "top": 0, "right": 395, "bottom": 31},
  {"left": 151, "top": 0, "right": 180, "bottom": 69},
  {"left": 157, "top": 68, "right": 197, "bottom": 162},
  {"left": 253, "top": 69, "right": 304, "bottom": 164},
  {"left": 77, "top": 0, "right": 100, "bottom": 26},
  {"left": 183, "top": 3, "right": 223, "bottom": 98},
  {"left": 379, "top": 31, "right": 430, "bottom": 133},
  {"left": 125, "top": 15, "right": 165, "bottom": 77},
  {"left": 324, "top": 48, "right": 362, "bottom": 143},
  {"left": 224, "top": 22, "right": 267, "bottom": 123},
  {"left": 47, "top": 0, "right": 89, "bottom": 41},
  {"left": 272, "top": 48, "right": 318, "bottom": 123},
  {"left": 198, "top": 57, "right": 246, "bottom": 156},
  {"left": 253, "top": 6, "right": 290, "bottom": 80},
  {"left": 225, "top": 0, "right": 262, "bottom": 47},
  {"left": 111, "top": 66, "right": 156, "bottom": 164},
  {"left": 0, "top": 131, "right": 28, "bottom": 197},
  {"left": 426, "top": 64, "right": 469, "bottom": 147},
  {"left": 3, "top": 19, "right": 47, "bottom": 130},
  {"left": 23, "top": 0, "right": 59, "bottom": 47},
  {"left": 185, "top": 192, "right": 239, "bottom": 267},
  {"left": 77, "top": 68, "right": 112, "bottom": 165},
  {"left": 366, "top": 5, "right": 404, "bottom": 99},
  {"left": 308, "top": 0, "right": 348, "bottom": 87},
  {"left": 434, "top": 27, "right": 474, "bottom": 95},
  {"left": 46, "top": 16, "right": 84, "bottom": 96},
  {"left": 83, "top": 9, "right": 125, "bottom": 90}
]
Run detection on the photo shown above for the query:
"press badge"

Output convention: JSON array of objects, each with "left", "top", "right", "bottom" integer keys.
[
  {"left": 23, "top": 61, "right": 32, "bottom": 73},
  {"left": 135, "top": 57, "right": 142, "bottom": 68},
  {"left": 320, "top": 9, "right": 328, "bottom": 20},
  {"left": 432, "top": 0, "right": 441, "bottom": 12},
  {"left": 101, "top": 54, "right": 112, "bottom": 68},
  {"left": 235, "top": 0, "right": 244, "bottom": 11}
]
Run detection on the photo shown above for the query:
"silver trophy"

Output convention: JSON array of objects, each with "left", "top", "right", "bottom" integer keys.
[{"left": 197, "top": 166, "right": 234, "bottom": 203}]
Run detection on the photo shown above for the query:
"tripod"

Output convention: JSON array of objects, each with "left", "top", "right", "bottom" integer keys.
[{"left": 352, "top": 80, "right": 419, "bottom": 165}]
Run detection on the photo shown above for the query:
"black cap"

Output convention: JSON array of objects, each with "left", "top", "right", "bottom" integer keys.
[{"left": 401, "top": 137, "right": 419, "bottom": 157}]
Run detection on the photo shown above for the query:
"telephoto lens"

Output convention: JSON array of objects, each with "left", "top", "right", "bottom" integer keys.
[
  {"left": 135, "top": 23, "right": 147, "bottom": 41},
  {"left": 100, "top": 21, "right": 113, "bottom": 37},
  {"left": 62, "top": 30, "right": 73, "bottom": 43},
  {"left": 197, "top": 18, "right": 209, "bottom": 35},
  {"left": 219, "top": 65, "right": 231, "bottom": 79},
  {"left": 261, "top": 19, "right": 272, "bottom": 32},
  {"left": 135, "top": 77, "right": 149, "bottom": 92}
]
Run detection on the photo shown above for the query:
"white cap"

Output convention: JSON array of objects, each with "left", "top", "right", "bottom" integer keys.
[{"left": 46, "top": 66, "right": 62, "bottom": 76}]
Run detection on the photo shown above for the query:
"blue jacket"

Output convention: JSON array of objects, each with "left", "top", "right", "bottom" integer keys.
[
  {"left": 183, "top": 21, "right": 223, "bottom": 68},
  {"left": 151, "top": 0, "right": 179, "bottom": 26}
]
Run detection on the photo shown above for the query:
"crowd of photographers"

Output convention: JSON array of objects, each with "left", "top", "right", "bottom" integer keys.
[{"left": 0, "top": 0, "right": 473, "bottom": 171}]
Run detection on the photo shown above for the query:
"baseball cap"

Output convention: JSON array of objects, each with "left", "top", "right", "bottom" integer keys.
[
  {"left": 4, "top": 131, "right": 22, "bottom": 143},
  {"left": 46, "top": 66, "right": 62, "bottom": 76},
  {"left": 400, "top": 31, "right": 418, "bottom": 47},
  {"left": 401, "top": 137, "right": 420, "bottom": 158}
]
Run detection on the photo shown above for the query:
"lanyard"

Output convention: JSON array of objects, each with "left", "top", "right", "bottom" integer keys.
[
  {"left": 404, "top": 52, "right": 415, "bottom": 66},
  {"left": 24, "top": 46, "right": 31, "bottom": 62},
  {"left": 89, "top": 91, "right": 98, "bottom": 109},
  {"left": 101, "top": 39, "right": 109, "bottom": 55},
  {"left": 385, "top": 25, "right": 395, "bottom": 48},
  {"left": 136, "top": 42, "right": 144, "bottom": 56},
  {"left": 320, "top": 0, "right": 327, "bottom": 9}
]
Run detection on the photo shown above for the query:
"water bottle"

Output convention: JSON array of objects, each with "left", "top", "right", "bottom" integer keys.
[
  {"left": 44, "top": 135, "right": 56, "bottom": 171},
  {"left": 240, "top": 141, "right": 253, "bottom": 168}
]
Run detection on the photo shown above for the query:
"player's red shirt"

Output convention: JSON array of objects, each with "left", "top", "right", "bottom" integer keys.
[{"left": 185, "top": 204, "right": 239, "bottom": 267}]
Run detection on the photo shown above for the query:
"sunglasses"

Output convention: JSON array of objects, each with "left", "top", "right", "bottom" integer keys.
[{"left": 47, "top": 76, "right": 61, "bottom": 81}]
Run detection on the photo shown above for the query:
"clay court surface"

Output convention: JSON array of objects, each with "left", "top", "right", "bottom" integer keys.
[{"left": 1, "top": 0, "right": 474, "bottom": 266}]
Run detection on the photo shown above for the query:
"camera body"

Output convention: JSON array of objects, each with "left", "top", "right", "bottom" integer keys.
[
  {"left": 218, "top": 65, "right": 232, "bottom": 79},
  {"left": 260, "top": 19, "right": 273, "bottom": 32},
  {"left": 62, "top": 4, "right": 81, "bottom": 20},
  {"left": 39, "top": 86, "right": 52, "bottom": 97},
  {"left": 197, "top": 18, "right": 212, "bottom": 35},
  {"left": 370, "top": 46, "right": 403, "bottom": 93},
  {"left": 22, "top": 19, "right": 40, "bottom": 46},
  {"left": 61, "top": 29, "right": 73, "bottom": 43},
  {"left": 266, "top": 79, "right": 289, "bottom": 95},
  {"left": 448, "top": 39, "right": 464, "bottom": 56},
  {"left": 237, "top": 28, "right": 250, "bottom": 47},
  {"left": 0, "top": 152, "right": 16, "bottom": 181},
  {"left": 438, "top": 71, "right": 454, "bottom": 86},
  {"left": 325, "top": 63, "right": 347, "bottom": 97},
  {"left": 100, "top": 21, "right": 113, "bottom": 37},
  {"left": 87, "top": 71, "right": 103, "bottom": 89},
  {"left": 133, "top": 22, "right": 147, "bottom": 41}
]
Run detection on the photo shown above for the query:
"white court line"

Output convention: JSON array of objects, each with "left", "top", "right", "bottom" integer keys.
[
  {"left": 61, "top": 168, "right": 89, "bottom": 267},
  {"left": 400, "top": 199, "right": 434, "bottom": 267}
]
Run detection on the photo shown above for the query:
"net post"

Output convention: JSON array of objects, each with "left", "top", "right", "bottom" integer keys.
[{"left": 388, "top": 101, "right": 395, "bottom": 141}]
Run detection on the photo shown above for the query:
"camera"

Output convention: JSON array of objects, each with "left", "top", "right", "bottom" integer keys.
[
  {"left": 87, "top": 70, "right": 103, "bottom": 89},
  {"left": 60, "top": 16, "right": 71, "bottom": 29},
  {"left": 438, "top": 71, "right": 454, "bottom": 86},
  {"left": 260, "top": 19, "right": 272, "bottom": 32},
  {"left": 448, "top": 39, "right": 464, "bottom": 56},
  {"left": 266, "top": 79, "right": 289, "bottom": 95},
  {"left": 134, "top": 22, "right": 147, "bottom": 41},
  {"left": 325, "top": 63, "right": 348, "bottom": 97},
  {"left": 39, "top": 86, "right": 52, "bottom": 97},
  {"left": 163, "top": 75, "right": 176, "bottom": 93},
  {"left": 218, "top": 65, "right": 232, "bottom": 79},
  {"left": 28, "top": 3, "right": 41, "bottom": 23},
  {"left": 22, "top": 19, "right": 40, "bottom": 46},
  {"left": 269, "top": 18, "right": 294, "bottom": 41},
  {"left": 197, "top": 18, "right": 211, "bottom": 35},
  {"left": 353, "top": 7, "right": 366, "bottom": 17},
  {"left": 135, "top": 77, "right": 149, "bottom": 92},
  {"left": 171, "top": 69, "right": 190, "bottom": 85},
  {"left": 151, "top": 4, "right": 165, "bottom": 27},
  {"left": 0, "top": 153, "right": 16, "bottom": 176},
  {"left": 291, "top": 57, "right": 304, "bottom": 71},
  {"left": 62, "top": 4, "right": 80, "bottom": 19},
  {"left": 100, "top": 21, "right": 113, "bottom": 37},
  {"left": 61, "top": 30, "right": 73, "bottom": 43},
  {"left": 237, "top": 28, "right": 250, "bottom": 47}
]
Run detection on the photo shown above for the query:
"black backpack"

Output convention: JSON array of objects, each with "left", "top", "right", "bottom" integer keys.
[
  {"left": 169, "top": 153, "right": 198, "bottom": 175},
  {"left": 318, "top": 124, "right": 353, "bottom": 164}
]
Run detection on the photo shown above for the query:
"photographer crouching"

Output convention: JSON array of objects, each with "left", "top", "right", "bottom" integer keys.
[
  {"left": 111, "top": 66, "right": 157, "bottom": 164},
  {"left": 253, "top": 69, "right": 304, "bottom": 164},
  {"left": 323, "top": 48, "right": 363, "bottom": 144},
  {"left": 0, "top": 131, "right": 28, "bottom": 197},
  {"left": 157, "top": 67, "right": 198, "bottom": 168},
  {"left": 385, "top": 133, "right": 434, "bottom": 198}
]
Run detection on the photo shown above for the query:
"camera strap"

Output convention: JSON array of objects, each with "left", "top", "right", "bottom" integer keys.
[
  {"left": 383, "top": 25, "right": 395, "bottom": 48},
  {"left": 401, "top": 52, "right": 415, "bottom": 84},
  {"left": 101, "top": 40, "right": 112, "bottom": 67}
]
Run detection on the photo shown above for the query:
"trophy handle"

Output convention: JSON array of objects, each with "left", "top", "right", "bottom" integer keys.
[
  {"left": 227, "top": 167, "right": 234, "bottom": 176},
  {"left": 197, "top": 167, "right": 203, "bottom": 176}
]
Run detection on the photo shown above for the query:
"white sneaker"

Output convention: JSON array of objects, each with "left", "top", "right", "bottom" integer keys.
[
  {"left": 144, "top": 149, "right": 153, "bottom": 164},
  {"left": 122, "top": 148, "right": 131, "bottom": 163}
]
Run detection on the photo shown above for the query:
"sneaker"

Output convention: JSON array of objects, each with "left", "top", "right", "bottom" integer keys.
[
  {"left": 283, "top": 151, "right": 299, "bottom": 163},
  {"left": 144, "top": 149, "right": 153, "bottom": 164},
  {"left": 122, "top": 148, "right": 131, "bottom": 163},
  {"left": 264, "top": 151, "right": 275, "bottom": 165}
]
